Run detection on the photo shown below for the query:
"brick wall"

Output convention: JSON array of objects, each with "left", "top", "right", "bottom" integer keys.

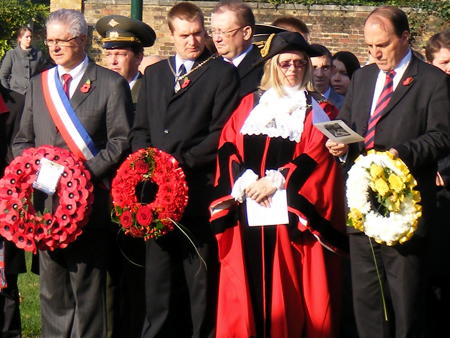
[{"left": 54, "top": 0, "right": 446, "bottom": 65}]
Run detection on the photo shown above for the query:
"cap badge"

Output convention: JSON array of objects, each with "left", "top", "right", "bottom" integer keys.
[{"left": 108, "top": 19, "right": 119, "bottom": 27}]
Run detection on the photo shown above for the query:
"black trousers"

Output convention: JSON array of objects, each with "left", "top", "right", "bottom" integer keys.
[
  {"left": 141, "top": 230, "right": 218, "bottom": 338},
  {"left": 349, "top": 233, "right": 427, "bottom": 338},
  {"left": 0, "top": 274, "right": 21, "bottom": 338}
]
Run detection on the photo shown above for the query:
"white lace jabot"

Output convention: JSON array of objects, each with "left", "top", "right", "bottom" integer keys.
[{"left": 240, "top": 87, "right": 308, "bottom": 142}]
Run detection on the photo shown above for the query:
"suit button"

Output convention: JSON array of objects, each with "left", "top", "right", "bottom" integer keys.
[{"left": 163, "top": 129, "right": 169, "bottom": 134}]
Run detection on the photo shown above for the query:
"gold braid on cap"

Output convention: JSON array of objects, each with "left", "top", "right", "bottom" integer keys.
[
  {"left": 102, "top": 36, "right": 141, "bottom": 43},
  {"left": 260, "top": 33, "right": 275, "bottom": 58}
]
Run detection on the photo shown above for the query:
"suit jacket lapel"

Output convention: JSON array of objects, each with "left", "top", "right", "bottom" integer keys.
[
  {"left": 237, "top": 46, "right": 261, "bottom": 79},
  {"left": 71, "top": 61, "right": 97, "bottom": 111},
  {"left": 380, "top": 55, "right": 419, "bottom": 119}
]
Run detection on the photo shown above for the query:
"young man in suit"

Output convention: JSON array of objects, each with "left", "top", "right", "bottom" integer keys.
[
  {"left": 12, "top": 9, "right": 133, "bottom": 337},
  {"left": 210, "top": 1, "right": 262, "bottom": 98},
  {"left": 310, "top": 44, "right": 345, "bottom": 110},
  {"left": 131, "top": 2, "right": 239, "bottom": 337},
  {"left": 326, "top": 6, "right": 450, "bottom": 338}
]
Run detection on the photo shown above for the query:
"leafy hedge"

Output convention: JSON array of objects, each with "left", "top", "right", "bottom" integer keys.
[
  {"left": 0, "top": 0, "right": 49, "bottom": 58},
  {"left": 263, "top": 0, "right": 449, "bottom": 21}
]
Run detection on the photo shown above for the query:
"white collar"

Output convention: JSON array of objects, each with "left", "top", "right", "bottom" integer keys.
[
  {"left": 240, "top": 86, "right": 308, "bottom": 142},
  {"left": 224, "top": 44, "right": 253, "bottom": 67},
  {"left": 322, "top": 86, "right": 331, "bottom": 99},
  {"left": 57, "top": 55, "right": 89, "bottom": 98},
  {"left": 175, "top": 54, "right": 195, "bottom": 74},
  {"left": 57, "top": 55, "right": 88, "bottom": 81},
  {"left": 129, "top": 71, "right": 140, "bottom": 89}
]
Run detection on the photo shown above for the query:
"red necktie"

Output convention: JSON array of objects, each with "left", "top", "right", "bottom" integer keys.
[
  {"left": 62, "top": 73, "right": 72, "bottom": 98},
  {"left": 364, "top": 70, "right": 396, "bottom": 149}
]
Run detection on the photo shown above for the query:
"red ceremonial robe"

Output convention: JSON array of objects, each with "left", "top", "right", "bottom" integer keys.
[{"left": 210, "top": 91, "right": 347, "bottom": 338}]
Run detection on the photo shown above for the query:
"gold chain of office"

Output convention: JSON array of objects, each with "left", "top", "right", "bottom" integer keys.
[{"left": 168, "top": 54, "right": 218, "bottom": 82}]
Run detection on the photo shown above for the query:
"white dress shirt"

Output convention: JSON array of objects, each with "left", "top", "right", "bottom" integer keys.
[{"left": 57, "top": 55, "right": 89, "bottom": 99}]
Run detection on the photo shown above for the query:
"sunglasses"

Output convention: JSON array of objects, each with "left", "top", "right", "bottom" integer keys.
[{"left": 278, "top": 59, "right": 308, "bottom": 70}]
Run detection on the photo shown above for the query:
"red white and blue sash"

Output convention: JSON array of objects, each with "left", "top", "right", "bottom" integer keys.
[{"left": 41, "top": 67, "right": 98, "bottom": 160}]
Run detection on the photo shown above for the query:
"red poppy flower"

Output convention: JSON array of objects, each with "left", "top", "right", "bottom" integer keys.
[
  {"left": 24, "top": 238, "right": 36, "bottom": 253},
  {"left": 120, "top": 210, "right": 133, "bottom": 228},
  {"left": 136, "top": 205, "right": 154, "bottom": 226},
  {"left": 13, "top": 232, "right": 27, "bottom": 249},
  {"left": 0, "top": 225, "right": 14, "bottom": 241}
]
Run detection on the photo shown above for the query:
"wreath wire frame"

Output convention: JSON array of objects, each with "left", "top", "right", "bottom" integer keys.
[
  {"left": 346, "top": 150, "right": 422, "bottom": 246},
  {"left": 111, "top": 147, "right": 189, "bottom": 240},
  {"left": 0, "top": 145, "right": 94, "bottom": 253}
]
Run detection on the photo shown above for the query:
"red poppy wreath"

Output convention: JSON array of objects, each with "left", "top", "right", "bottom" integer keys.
[
  {"left": 0, "top": 145, "right": 94, "bottom": 253},
  {"left": 111, "top": 148, "right": 189, "bottom": 240}
]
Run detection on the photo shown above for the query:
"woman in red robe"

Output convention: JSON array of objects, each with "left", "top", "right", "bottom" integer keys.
[{"left": 210, "top": 32, "right": 347, "bottom": 338}]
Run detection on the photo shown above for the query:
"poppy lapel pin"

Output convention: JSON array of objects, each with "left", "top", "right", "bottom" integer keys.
[
  {"left": 80, "top": 79, "right": 91, "bottom": 93},
  {"left": 402, "top": 77, "right": 414, "bottom": 86},
  {"left": 181, "top": 78, "right": 190, "bottom": 89}
]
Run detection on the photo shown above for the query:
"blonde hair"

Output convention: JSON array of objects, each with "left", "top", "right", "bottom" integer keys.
[{"left": 260, "top": 51, "right": 314, "bottom": 97}]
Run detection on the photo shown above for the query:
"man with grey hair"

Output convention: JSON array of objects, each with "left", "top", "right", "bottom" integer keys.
[{"left": 12, "top": 9, "right": 133, "bottom": 337}]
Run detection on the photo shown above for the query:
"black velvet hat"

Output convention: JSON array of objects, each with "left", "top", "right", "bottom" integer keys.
[
  {"left": 253, "top": 24, "right": 286, "bottom": 44},
  {"left": 260, "top": 31, "right": 322, "bottom": 60},
  {"left": 96, "top": 15, "right": 156, "bottom": 49}
]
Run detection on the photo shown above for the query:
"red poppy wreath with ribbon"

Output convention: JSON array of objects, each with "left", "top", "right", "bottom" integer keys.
[
  {"left": 111, "top": 148, "right": 189, "bottom": 240},
  {"left": 0, "top": 145, "right": 94, "bottom": 253}
]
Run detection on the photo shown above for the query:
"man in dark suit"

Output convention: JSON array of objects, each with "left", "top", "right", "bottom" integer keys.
[
  {"left": 326, "top": 6, "right": 450, "bottom": 338},
  {"left": 0, "top": 85, "right": 25, "bottom": 338},
  {"left": 96, "top": 15, "right": 156, "bottom": 337},
  {"left": 12, "top": 9, "right": 132, "bottom": 337},
  {"left": 210, "top": 1, "right": 262, "bottom": 98},
  {"left": 131, "top": 2, "right": 239, "bottom": 337},
  {"left": 310, "top": 44, "right": 345, "bottom": 110}
]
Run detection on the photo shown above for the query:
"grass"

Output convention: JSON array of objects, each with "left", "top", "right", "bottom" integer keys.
[{"left": 18, "top": 252, "right": 40, "bottom": 338}]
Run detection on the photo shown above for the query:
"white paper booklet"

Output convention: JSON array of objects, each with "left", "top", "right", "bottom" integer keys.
[
  {"left": 314, "top": 120, "right": 364, "bottom": 144},
  {"left": 246, "top": 189, "right": 289, "bottom": 226}
]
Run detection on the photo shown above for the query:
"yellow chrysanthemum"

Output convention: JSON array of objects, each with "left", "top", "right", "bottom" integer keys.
[
  {"left": 370, "top": 164, "right": 384, "bottom": 179},
  {"left": 388, "top": 173, "right": 404, "bottom": 193},
  {"left": 374, "top": 178, "right": 390, "bottom": 197}
]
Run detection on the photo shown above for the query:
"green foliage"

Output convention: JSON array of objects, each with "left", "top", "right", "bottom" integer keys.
[
  {"left": 0, "top": 0, "right": 49, "bottom": 58},
  {"left": 263, "top": 0, "right": 449, "bottom": 21}
]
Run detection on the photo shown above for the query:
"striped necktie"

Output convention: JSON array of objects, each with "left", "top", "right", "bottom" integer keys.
[
  {"left": 174, "top": 64, "right": 186, "bottom": 92},
  {"left": 364, "top": 70, "right": 396, "bottom": 150},
  {"left": 62, "top": 73, "right": 72, "bottom": 98}
]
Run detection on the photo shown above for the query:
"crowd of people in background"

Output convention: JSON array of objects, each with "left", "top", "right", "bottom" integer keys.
[{"left": 0, "top": 1, "right": 449, "bottom": 337}]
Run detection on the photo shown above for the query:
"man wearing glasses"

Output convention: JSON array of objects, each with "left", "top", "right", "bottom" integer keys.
[
  {"left": 210, "top": 1, "right": 263, "bottom": 98},
  {"left": 13, "top": 9, "right": 132, "bottom": 337}
]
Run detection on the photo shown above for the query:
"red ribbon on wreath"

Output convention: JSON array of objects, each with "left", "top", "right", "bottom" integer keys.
[
  {"left": 0, "top": 146, "right": 94, "bottom": 253},
  {"left": 111, "top": 148, "right": 189, "bottom": 240}
]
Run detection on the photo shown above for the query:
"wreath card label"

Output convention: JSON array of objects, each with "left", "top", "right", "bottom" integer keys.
[{"left": 33, "top": 158, "right": 64, "bottom": 195}]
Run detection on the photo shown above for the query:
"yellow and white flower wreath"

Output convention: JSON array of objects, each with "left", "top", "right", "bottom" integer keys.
[{"left": 346, "top": 150, "right": 422, "bottom": 246}]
